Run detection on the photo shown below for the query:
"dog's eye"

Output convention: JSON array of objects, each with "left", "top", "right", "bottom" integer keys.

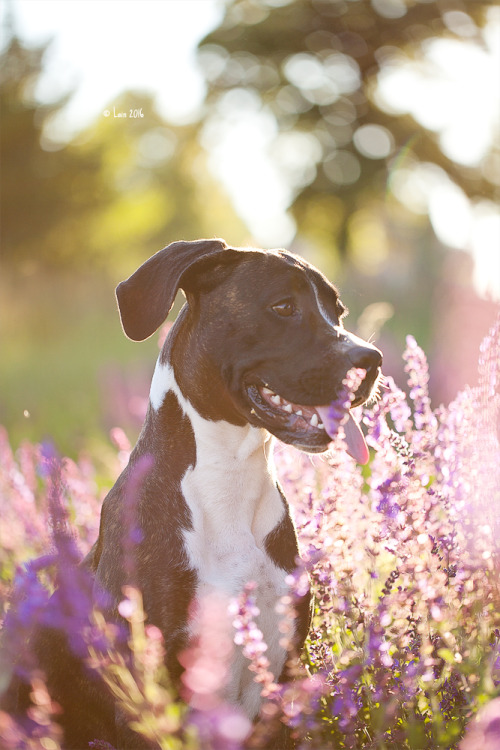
[{"left": 272, "top": 299, "right": 297, "bottom": 317}]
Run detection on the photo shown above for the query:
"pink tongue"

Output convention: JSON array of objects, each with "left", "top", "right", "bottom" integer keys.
[{"left": 316, "top": 407, "right": 370, "bottom": 465}]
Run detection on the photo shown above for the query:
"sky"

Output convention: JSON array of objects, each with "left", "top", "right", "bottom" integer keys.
[{"left": 3, "top": 0, "right": 499, "bottom": 299}]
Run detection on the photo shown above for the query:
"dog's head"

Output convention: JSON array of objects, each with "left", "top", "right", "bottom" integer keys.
[{"left": 116, "top": 239, "right": 382, "bottom": 456}]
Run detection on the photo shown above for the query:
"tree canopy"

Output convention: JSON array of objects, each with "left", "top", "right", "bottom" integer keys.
[{"left": 199, "top": 0, "right": 497, "bottom": 255}]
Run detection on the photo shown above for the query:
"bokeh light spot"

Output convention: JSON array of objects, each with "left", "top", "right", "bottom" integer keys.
[{"left": 354, "top": 124, "right": 394, "bottom": 159}]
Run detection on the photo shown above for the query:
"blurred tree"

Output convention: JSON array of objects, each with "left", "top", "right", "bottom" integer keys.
[
  {"left": 0, "top": 23, "right": 112, "bottom": 271},
  {"left": 198, "top": 0, "right": 496, "bottom": 257},
  {"left": 75, "top": 89, "right": 247, "bottom": 276},
  {"left": 0, "top": 16, "right": 246, "bottom": 274}
]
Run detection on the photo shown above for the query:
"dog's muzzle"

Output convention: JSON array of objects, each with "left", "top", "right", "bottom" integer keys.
[{"left": 243, "top": 343, "right": 382, "bottom": 459}]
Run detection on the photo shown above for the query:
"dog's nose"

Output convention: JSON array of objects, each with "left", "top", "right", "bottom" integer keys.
[{"left": 348, "top": 345, "right": 382, "bottom": 374}]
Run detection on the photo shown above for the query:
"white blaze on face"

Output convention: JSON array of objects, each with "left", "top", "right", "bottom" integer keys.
[{"left": 310, "top": 279, "right": 343, "bottom": 335}]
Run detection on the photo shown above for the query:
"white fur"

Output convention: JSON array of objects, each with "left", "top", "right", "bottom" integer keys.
[
  {"left": 150, "top": 360, "right": 291, "bottom": 718},
  {"left": 310, "top": 279, "right": 340, "bottom": 332}
]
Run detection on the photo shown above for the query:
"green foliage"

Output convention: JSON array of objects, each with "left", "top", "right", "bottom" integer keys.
[{"left": 0, "top": 271, "right": 160, "bottom": 456}]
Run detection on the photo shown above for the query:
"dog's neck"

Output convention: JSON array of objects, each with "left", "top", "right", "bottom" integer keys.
[
  {"left": 148, "top": 357, "right": 281, "bottom": 545},
  {"left": 150, "top": 355, "right": 273, "bottom": 465}
]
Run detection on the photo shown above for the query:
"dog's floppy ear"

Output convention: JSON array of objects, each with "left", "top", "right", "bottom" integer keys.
[{"left": 116, "top": 238, "right": 231, "bottom": 341}]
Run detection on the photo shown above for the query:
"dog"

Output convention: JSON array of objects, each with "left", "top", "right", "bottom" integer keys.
[{"left": 7, "top": 239, "right": 382, "bottom": 748}]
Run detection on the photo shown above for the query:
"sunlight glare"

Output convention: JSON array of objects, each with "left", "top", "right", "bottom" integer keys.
[
  {"left": 376, "top": 13, "right": 500, "bottom": 166},
  {"left": 10, "top": 0, "right": 223, "bottom": 136},
  {"left": 201, "top": 110, "right": 296, "bottom": 247}
]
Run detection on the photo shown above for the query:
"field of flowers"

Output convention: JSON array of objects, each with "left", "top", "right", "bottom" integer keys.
[{"left": 0, "top": 319, "right": 499, "bottom": 750}]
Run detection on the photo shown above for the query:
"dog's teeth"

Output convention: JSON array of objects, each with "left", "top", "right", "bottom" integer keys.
[
  {"left": 296, "top": 409, "right": 303, "bottom": 416},
  {"left": 310, "top": 413, "right": 319, "bottom": 427},
  {"left": 318, "top": 422, "right": 324, "bottom": 430},
  {"left": 283, "top": 403, "right": 293, "bottom": 413},
  {"left": 271, "top": 395, "right": 281, "bottom": 405},
  {"left": 262, "top": 387, "right": 273, "bottom": 396}
]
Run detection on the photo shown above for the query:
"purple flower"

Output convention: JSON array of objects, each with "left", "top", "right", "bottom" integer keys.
[
  {"left": 318, "top": 367, "right": 367, "bottom": 441},
  {"left": 403, "top": 335, "right": 437, "bottom": 445}
]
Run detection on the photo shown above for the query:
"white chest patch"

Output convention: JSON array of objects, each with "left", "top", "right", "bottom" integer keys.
[{"left": 150, "top": 359, "right": 292, "bottom": 718}]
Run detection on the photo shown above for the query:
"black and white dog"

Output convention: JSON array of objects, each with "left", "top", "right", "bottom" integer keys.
[{"left": 11, "top": 239, "right": 382, "bottom": 748}]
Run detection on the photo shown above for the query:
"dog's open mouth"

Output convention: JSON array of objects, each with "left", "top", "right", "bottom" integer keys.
[{"left": 244, "top": 381, "right": 372, "bottom": 463}]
